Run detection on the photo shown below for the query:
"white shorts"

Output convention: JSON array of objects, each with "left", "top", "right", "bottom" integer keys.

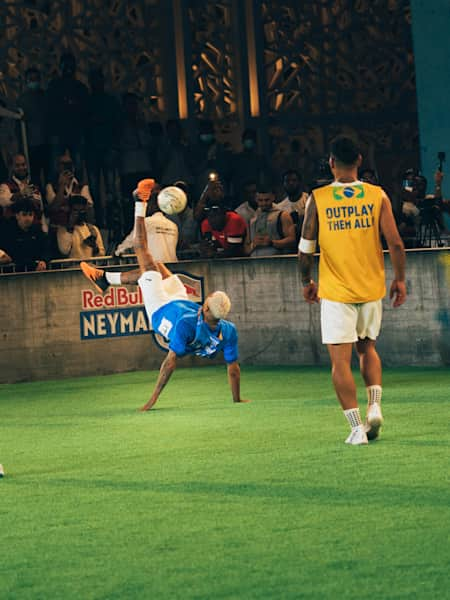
[
  {"left": 138, "top": 271, "right": 188, "bottom": 323},
  {"left": 320, "top": 299, "right": 382, "bottom": 344}
]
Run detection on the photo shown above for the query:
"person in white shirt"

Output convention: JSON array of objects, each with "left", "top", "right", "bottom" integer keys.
[
  {"left": 45, "top": 154, "right": 93, "bottom": 207},
  {"left": 276, "top": 169, "right": 308, "bottom": 244},
  {"left": 115, "top": 192, "right": 178, "bottom": 263},
  {"left": 235, "top": 180, "right": 258, "bottom": 227},
  {"left": 276, "top": 169, "right": 308, "bottom": 220},
  {"left": 0, "top": 153, "right": 46, "bottom": 229},
  {"left": 46, "top": 153, "right": 93, "bottom": 235}
]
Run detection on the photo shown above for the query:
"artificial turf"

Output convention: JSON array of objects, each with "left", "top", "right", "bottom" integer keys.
[{"left": 0, "top": 365, "right": 449, "bottom": 599}]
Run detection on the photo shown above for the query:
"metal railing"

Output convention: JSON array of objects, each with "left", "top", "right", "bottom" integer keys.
[
  {"left": 0, "top": 247, "right": 208, "bottom": 275},
  {"left": 1, "top": 245, "right": 449, "bottom": 277},
  {"left": 0, "top": 254, "right": 135, "bottom": 275}
]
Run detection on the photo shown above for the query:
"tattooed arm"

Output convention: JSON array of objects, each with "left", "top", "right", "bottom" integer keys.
[
  {"left": 298, "top": 193, "right": 319, "bottom": 304},
  {"left": 140, "top": 350, "right": 178, "bottom": 411}
]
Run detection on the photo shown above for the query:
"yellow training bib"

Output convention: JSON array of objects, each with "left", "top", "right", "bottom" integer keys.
[{"left": 314, "top": 181, "right": 386, "bottom": 303}]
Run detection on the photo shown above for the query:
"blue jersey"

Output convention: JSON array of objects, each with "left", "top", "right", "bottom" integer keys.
[{"left": 151, "top": 300, "right": 239, "bottom": 363}]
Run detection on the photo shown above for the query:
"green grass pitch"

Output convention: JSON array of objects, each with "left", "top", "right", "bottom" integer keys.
[{"left": 0, "top": 365, "right": 449, "bottom": 599}]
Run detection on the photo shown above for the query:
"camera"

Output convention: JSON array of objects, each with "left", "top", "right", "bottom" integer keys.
[
  {"left": 83, "top": 234, "right": 99, "bottom": 255},
  {"left": 401, "top": 169, "right": 427, "bottom": 197},
  {"left": 418, "top": 195, "right": 441, "bottom": 224}
]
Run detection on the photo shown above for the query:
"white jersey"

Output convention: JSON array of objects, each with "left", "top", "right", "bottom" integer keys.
[
  {"left": 276, "top": 192, "right": 308, "bottom": 217},
  {"left": 115, "top": 211, "right": 179, "bottom": 263}
]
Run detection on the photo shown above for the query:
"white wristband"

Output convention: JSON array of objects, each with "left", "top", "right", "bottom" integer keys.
[
  {"left": 135, "top": 202, "right": 147, "bottom": 218},
  {"left": 298, "top": 237, "right": 317, "bottom": 254}
]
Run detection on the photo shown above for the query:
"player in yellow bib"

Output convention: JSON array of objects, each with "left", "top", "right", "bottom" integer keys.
[{"left": 299, "top": 137, "right": 406, "bottom": 445}]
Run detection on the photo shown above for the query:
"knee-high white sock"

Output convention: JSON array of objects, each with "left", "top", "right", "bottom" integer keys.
[
  {"left": 344, "top": 408, "right": 363, "bottom": 429},
  {"left": 105, "top": 272, "right": 122, "bottom": 285},
  {"left": 367, "top": 385, "right": 382, "bottom": 405}
]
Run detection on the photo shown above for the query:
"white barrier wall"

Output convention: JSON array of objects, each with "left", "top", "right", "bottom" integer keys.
[{"left": 1, "top": 250, "right": 450, "bottom": 383}]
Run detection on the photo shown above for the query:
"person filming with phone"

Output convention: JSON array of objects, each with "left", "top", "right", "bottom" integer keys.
[
  {"left": 196, "top": 173, "right": 248, "bottom": 259},
  {"left": 56, "top": 195, "right": 105, "bottom": 259}
]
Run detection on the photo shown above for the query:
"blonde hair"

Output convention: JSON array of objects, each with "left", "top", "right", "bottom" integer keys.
[{"left": 207, "top": 291, "right": 231, "bottom": 319}]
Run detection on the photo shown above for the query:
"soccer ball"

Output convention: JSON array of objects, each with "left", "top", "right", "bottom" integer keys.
[{"left": 157, "top": 186, "right": 187, "bottom": 215}]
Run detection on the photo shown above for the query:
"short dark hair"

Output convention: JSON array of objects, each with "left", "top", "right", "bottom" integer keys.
[
  {"left": 282, "top": 168, "right": 302, "bottom": 181},
  {"left": 173, "top": 180, "right": 189, "bottom": 195},
  {"left": 256, "top": 184, "right": 275, "bottom": 195},
  {"left": 69, "top": 194, "right": 88, "bottom": 207},
  {"left": 330, "top": 136, "right": 360, "bottom": 166},
  {"left": 13, "top": 196, "right": 35, "bottom": 214}
]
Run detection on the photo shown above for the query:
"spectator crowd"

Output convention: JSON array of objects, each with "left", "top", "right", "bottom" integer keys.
[{"left": 1, "top": 52, "right": 450, "bottom": 272}]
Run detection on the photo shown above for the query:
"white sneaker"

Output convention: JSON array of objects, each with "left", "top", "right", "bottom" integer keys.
[
  {"left": 345, "top": 425, "right": 368, "bottom": 445},
  {"left": 365, "top": 402, "right": 383, "bottom": 440},
  {"left": 0, "top": 464, "right": 4, "bottom": 477}
]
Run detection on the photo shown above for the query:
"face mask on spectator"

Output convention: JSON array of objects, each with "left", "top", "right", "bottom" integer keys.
[
  {"left": 27, "top": 81, "right": 40, "bottom": 91},
  {"left": 243, "top": 139, "right": 255, "bottom": 150}
]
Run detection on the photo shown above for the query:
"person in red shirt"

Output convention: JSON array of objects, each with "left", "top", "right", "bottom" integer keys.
[{"left": 200, "top": 199, "right": 248, "bottom": 258}]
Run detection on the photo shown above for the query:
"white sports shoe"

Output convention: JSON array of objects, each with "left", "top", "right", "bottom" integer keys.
[
  {"left": 0, "top": 464, "right": 4, "bottom": 477},
  {"left": 365, "top": 402, "right": 383, "bottom": 440},
  {"left": 345, "top": 425, "right": 368, "bottom": 445}
]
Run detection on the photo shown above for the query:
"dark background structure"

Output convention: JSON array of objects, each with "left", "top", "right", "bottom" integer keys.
[{"left": 0, "top": 0, "right": 419, "bottom": 185}]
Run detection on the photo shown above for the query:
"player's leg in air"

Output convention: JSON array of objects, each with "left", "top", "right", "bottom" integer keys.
[
  {"left": 80, "top": 263, "right": 175, "bottom": 293},
  {"left": 80, "top": 179, "right": 174, "bottom": 293},
  {"left": 131, "top": 178, "right": 159, "bottom": 274}
]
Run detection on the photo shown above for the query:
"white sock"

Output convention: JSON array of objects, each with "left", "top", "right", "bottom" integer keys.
[
  {"left": 105, "top": 272, "right": 122, "bottom": 285},
  {"left": 344, "top": 408, "right": 363, "bottom": 429},
  {"left": 135, "top": 201, "right": 147, "bottom": 218},
  {"left": 367, "top": 385, "right": 382, "bottom": 405}
]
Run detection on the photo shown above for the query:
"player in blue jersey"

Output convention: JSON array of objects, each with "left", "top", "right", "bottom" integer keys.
[{"left": 81, "top": 179, "right": 250, "bottom": 411}]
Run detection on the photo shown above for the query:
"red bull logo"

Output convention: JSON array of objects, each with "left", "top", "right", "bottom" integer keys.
[{"left": 82, "top": 287, "right": 144, "bottom": 309}]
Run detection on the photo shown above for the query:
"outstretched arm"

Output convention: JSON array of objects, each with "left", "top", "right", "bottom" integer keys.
[
  {"left": 227, "top": 361, "right": 250, "bottom": 404},
  {"left": 140, "top": 350, "right": 177, "bottom": 411},
  {"left": 298, "top": 194, "right": 319, "bottom": 303}
]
